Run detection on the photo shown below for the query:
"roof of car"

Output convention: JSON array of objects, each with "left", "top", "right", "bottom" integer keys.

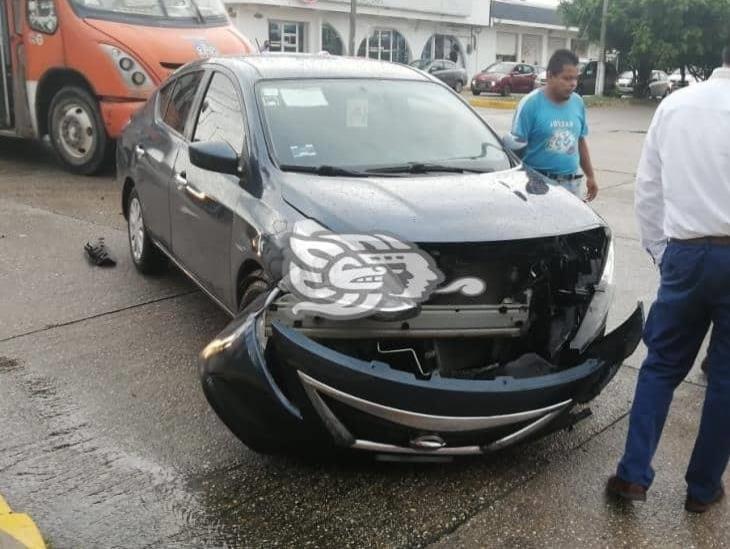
[{"left": 208, "top": 53, "right": 431, "bottom": 81}]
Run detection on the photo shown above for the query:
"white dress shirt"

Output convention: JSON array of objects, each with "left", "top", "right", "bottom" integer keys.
[{"left": 635, "top": 67, "right": 730, "bottom": 265}]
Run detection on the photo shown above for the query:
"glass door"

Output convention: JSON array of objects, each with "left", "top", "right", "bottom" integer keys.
[{"left": 269, "top": 21, "right": 305, "bottom": 53}]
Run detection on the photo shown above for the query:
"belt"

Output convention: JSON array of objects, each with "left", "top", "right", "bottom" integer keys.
[
  {"left": 536, "top": 171, "right": 583, "bottom": 181},
  {"left": 670, "top": 236, "right": 730, "bottom": 246}
]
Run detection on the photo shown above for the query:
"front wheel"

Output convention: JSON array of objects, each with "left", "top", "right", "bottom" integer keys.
[
  {"left": 48, "top": 86, "right": 112, "bottom": 175},
  {"left": 472, "top": 89, "right": 481, "bottom": 96},
  {"left": 501, "top": 85, "right": 511, "bottom": 97},
  {"left": 453, "top": 80, "right": 464, "bottom": 93}
]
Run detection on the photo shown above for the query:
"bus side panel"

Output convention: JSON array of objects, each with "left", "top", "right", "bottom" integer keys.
[{"left": 21, "top": 0, "right": 66, "bottom": 135}]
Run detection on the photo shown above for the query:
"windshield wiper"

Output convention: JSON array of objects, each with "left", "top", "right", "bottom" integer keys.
[
  {"left": 279, "top": 164, "right": 370, "bottom": 177},
  {"left": 367, "top": 163, "right": 491, "bottom": 175}
]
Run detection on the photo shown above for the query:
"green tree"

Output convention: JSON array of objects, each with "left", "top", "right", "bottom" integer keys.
[{"left": 559, "top": 0, "right": 730, "bottom": 96}]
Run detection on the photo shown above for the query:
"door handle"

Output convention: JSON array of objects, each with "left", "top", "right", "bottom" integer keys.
[
  {"left": 134, "top": 145, "right": 146, "bottom": 159},
  {"left": 175, "top": 171, "right": 209, "bottom": 202},
  {"left": 184, "top": 184, "right": 208, "bottom": 202}
]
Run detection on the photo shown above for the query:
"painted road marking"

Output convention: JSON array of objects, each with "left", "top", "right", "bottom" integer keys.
[{"left": 0, "top": 496, "right": 46, "bottom": 549}]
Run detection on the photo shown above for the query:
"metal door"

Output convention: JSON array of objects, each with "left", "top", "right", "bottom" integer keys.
[{"left": 0, "top": 0, "right": 13, "bottom": 129}]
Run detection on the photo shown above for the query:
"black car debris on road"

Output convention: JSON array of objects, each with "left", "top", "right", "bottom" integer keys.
[{"left": 117, "top": 54, "right": 642, "bottom": 457}]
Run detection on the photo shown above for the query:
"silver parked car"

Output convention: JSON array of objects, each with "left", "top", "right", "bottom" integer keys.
[{"left": 617, "top": 70, "right": 671, "bottom": 99}]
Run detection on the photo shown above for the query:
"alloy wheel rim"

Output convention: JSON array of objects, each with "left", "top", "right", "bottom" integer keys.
[{"left": 128, "top": 198, "right": 145, "bottom": 261}]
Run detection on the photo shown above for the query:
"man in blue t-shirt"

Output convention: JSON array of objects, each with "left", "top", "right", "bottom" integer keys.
[{"left": 505, "top": 49, "right": 599, "bottom": 201}]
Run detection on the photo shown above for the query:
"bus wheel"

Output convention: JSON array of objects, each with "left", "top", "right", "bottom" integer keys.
[{"left": 48, "top": 86, "right": 112, "bottom": 175}]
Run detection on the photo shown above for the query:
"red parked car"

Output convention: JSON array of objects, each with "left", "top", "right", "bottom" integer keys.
[{"left": 471, "top": 62, "right": 538, "bottom": 96}]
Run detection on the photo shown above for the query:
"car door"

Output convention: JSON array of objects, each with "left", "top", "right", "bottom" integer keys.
[
  {"left": 512, "top": 65, "right": 529, "bottom": 92},
  {"left": 649, "top": 71, "right": 669, "bottom": 98},
  {"left": 134, "top": 71, "right": 204, "bottom": 249},
  {"left": 429, "top": 60, "right": 447, "bottom": 84},
  {"left": 521, "top": 64, "right": 537, "bottom": 91},
  {"left": 442, "top": 60, "right": 459, "bottom": 87},
  {"left": 170, "top": 68, "right": 247, "bottom": 305}
]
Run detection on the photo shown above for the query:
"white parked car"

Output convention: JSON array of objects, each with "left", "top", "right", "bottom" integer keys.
[{"left": 669, "top": 68, "right": 702, "bottom": 91}]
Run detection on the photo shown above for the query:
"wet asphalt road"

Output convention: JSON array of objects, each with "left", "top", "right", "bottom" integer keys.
[{"left": 1, "top": 105, "right": 727, "bottom": 548}]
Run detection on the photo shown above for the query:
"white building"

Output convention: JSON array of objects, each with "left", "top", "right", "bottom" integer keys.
[{"left": 224, "top": 0, "right": 584, "bottom": 78}]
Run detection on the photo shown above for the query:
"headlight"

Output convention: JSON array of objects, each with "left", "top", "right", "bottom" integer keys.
[
  {"left": 119, "top": 57, "right": 134, "bottom": 71},
  {"left": 570, "top": 236, "right": 615, "bottom": 353},
  {"left": 99, "top": 44, "right": 155, "bottom": 93}
]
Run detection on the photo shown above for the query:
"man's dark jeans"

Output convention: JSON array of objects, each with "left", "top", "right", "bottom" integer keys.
[{"left": 617, "top": 240, "right": 730, "bottom": 503}]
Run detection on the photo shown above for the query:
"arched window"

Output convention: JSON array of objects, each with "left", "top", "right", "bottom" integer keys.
[
  {"left": 321, "top": 23, "right": 344, "bottom": 55},
  {"left": 420, "top": 34, "right": 465, "bottom": 67},
  {"left": 358, "top": 29, "right": 410, "bottom": 64}
]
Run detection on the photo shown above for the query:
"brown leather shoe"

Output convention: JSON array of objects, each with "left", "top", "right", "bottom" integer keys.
[
  {"left": 685, "top": 487, "right": 725, "bottom": 514},
  {"left": 606, "top": 475, "right": 647, "bottom": 501}
]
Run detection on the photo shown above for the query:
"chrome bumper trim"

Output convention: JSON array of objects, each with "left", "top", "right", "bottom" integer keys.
[{"left": 297, "top": 371, "right": 572, "bottom": 432}]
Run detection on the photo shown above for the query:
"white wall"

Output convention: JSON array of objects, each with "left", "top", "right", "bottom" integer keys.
[
  {"left": 493, "top": 23, "right": 573, "bottom": 67},
  {"left": 228, "top": 2, "right": 495, "bottom": 77},
  {"left": 225, "top": 1, "right": 579, "bottom": 78}
]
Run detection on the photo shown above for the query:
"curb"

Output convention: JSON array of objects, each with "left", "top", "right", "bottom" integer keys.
[
  {"left": 468, "top": 98, "right": 519, "bottom": 110},
  {"left": 0, "top": 496, "right": 46, "bottom": 549}
]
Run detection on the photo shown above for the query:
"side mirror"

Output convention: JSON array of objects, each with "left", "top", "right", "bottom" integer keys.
[
  {"left": 429, "top": 65, "right": 439, "bottom": 73},
  {"left": 189, "top": 141, "right": 240, "bottom": 176}
]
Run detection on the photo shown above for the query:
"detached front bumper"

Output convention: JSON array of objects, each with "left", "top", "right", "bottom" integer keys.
[{"left": 200, "top": 303, "right": 643, "bottom": 456}]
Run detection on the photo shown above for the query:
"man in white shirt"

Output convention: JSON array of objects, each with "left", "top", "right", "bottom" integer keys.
[{"left": 606, "top": 47, "right": 730, "bottom": 513}]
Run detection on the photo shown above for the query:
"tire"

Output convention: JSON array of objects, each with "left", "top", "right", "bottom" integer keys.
[
  {"left": 48, "top": 86, "right": 113, "bottom": 175},
  {"left": 126, "top": 188, "right": 167, "bottom": 274},
  {"left": 501, "top": 85, "right": 511, "bottom": 97},
  {"left": 472, "top": 89, "right": 480, "bottom": 96},
  {"left": 238, "top": 269, "right": 271, "bottom": 313},
  {"left": 454, "top": 80, "right": 464, "bottom": 93}
]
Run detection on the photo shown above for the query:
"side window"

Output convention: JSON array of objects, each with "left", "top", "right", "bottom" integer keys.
[
  {"left": 163, "top": 71, "right": 204, "bottom": 135},
  {"left": 443, "top": 60, "right": 456, "bottom": 69},
  {"left": 27, "top": 0, "right": 57, "bottom": 34},
  {"left": 193, "top": 72, "right": 245, "bottom": 153},
  {"left": 157, "top": 81, "right": 175, "bottom": 121},
  {"left": 524, "top": 65, "right": 534, "bottom": 75}
]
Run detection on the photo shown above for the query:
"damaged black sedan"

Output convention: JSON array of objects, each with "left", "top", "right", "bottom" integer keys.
[{"left": 117, "top": 54, "right": 643, "bottom": 457}]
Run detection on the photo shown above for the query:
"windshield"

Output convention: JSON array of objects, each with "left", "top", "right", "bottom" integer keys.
[
  {"left": 69, "top": 0, "right": 227, "bottom": 23},
  {"left": 619, "top": 71, "right": 633, "bottom": 79},
  {"left": 257, "top": 79, "right": 511, "bottom": 174},
  {"left": 484, "top": 62, "right": 515, "bottom": 74}
]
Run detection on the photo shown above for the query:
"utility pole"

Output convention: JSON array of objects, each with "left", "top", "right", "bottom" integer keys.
[
  {"left": 349, "top": 0, "right": 357, "bottom": 56},
  {"left": 595, "top": 0, "right": 608, "bottom": 96}
]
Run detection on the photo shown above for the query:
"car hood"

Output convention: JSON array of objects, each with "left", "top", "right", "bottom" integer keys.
[
  {"left": 478, "top": 73, "right": 504, "bottom": 81},
  {"left": 83, "top": 19, "right": 252, "bottom": 82},
  {"left": 280, "top": 168, "right": 605, "bottom": 242}
]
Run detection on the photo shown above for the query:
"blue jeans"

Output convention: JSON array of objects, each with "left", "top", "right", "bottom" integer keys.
[
  {"left": 617, "top": 240, "right": 730, "bottom": 503},
  {"left": 558, "top": 176, "right": 585, "bottom": 199}
]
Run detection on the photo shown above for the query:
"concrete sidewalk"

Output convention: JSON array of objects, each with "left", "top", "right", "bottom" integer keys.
[{"left": 430, "top": 370, "right": 728, "bottom": 548}]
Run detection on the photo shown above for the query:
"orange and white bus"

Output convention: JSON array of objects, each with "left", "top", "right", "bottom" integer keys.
[{"left": 0, "top": 0, "right": 252, "bottom": 173}]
